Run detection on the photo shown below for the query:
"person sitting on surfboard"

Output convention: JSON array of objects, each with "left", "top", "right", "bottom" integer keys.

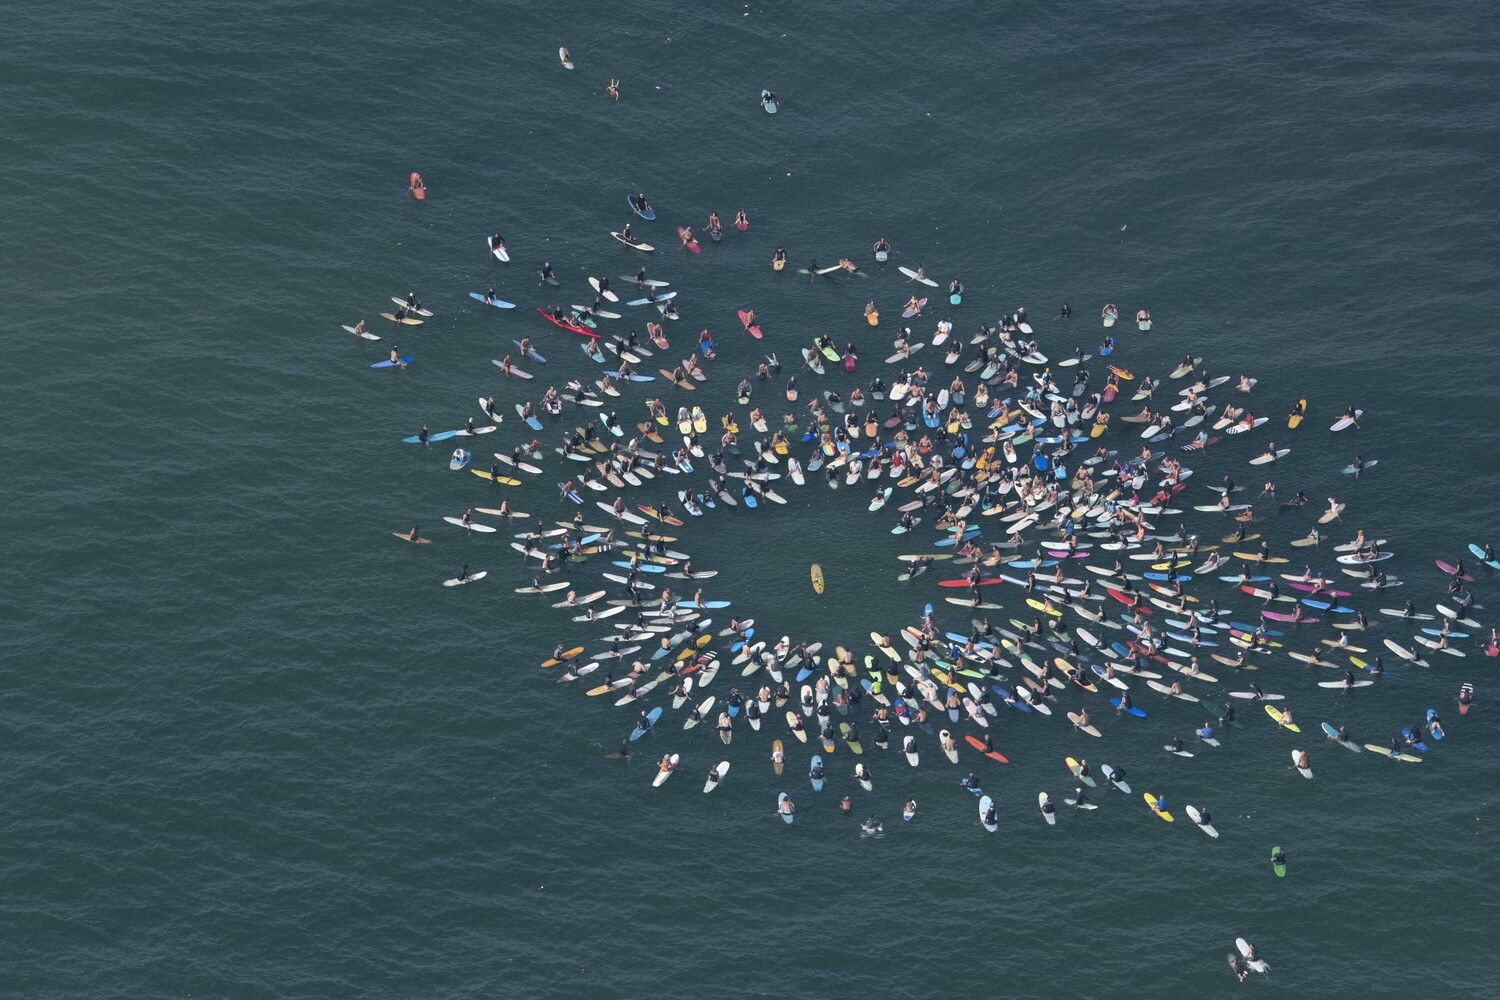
[
  {"left": 352, "top": 319, "right": 367, "bottom": 336},
  {"left": 873, "top": 237, "right": 891, "bottom": 256},
  {"left": 621, "top": 222, "right": 634, "bottom": 243},
  {"left": 734, "top": 209, "right": 748, "bottom": 230},
  {"left": 1059, "top": 302, "right": 1072, "bottom": 318},
  {"left": 409, "top": 173, "right": 424, "bottom": 195},
  {"left": 707, "top": 211, "right": 722, "bottom": 235},
  {"left": 761, "top": 90, "right": 778, "bottom": 109}
]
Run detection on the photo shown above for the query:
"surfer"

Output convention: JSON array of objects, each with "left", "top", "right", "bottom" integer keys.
[
  {"left": 607, "top": 79, "right": 619, "bottom": 100},
  {"left": 761, "top": 90, "right": 778, "bottom": 110},
  {"left": 408, "top": 172, "right": 424, "bottom": 196},
  {"left": 872, "top": 236, "right": 891, "bottom": 258},
  {"left": 1059, "top": 302, "right": 1072, "bottom": 319},
  {"left": 538, "top": 261, "right": 556, "bottom": 284},
  {"left": 351, "top": 319, "right": 367, "bottom": 336}
]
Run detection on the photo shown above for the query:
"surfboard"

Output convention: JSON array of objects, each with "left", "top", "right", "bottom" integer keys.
[
  {"left": 469, "top": 292, "right": 516, "bottom": 310},
  {"left": 1184, "top": 805, "right": 1218, "bottom": 837},
  {"left": 370, "top": 357, "right": 412, "bottom": 368},
  {"left": 810, "top": 564, "right": 824, "bottom": 594},
  {"left": 1144, "top": 792, "right": 1174, "bottom": 822},
  {"left": 627, "top": 195, "right": 655, "bottom": 221},
  {"left": 611, "top": 232, "right": 654, "bottom": 251},
  {"left": 898, "top": 266, "right": 939, "bottom": 287},
  {"left": 703, "top": 761, "right": 730, "bottom": 791},
  {"left": 343, "top": 324, "right": 380, "bottom": 340},
  {"left": 442, "top": 571, "right": 486, "bottom": 586},
  {"left": 761, "top": 89, "right": 778, "bottom": 114},
  {"left": 1265, "top": 704, "right": 1300, "bottom": 732}
]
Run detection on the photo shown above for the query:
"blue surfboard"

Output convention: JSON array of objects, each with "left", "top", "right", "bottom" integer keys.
[
  {"left": 629, "top": 706, "right": 663, "bottom": 740},
  {"left": 628, "top": 195, "right": 656, "bottom": 221},
  {"left": 470, "top": 292, "right": 516, "bottom": 309},
  {"left": 371, "top": 357, "right": 412, "bottom": 368},
  {"left": 403, "top": 429, "right": 457, "bottom": 444},
  {"left": 1111, "top": 698, "right": 1148, "bottom": 718}
]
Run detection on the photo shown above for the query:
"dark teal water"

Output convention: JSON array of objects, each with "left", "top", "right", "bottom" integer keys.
[{"left": 8, "top": 2, "right": 1500, "bottom": 996}]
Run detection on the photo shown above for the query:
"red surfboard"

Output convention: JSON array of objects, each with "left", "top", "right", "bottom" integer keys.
[
  {"left": 409, "top": 172, "right": 425, "bottom": 200},
  {"left": 736, "top": 309, "right": 763, "bottom": 339},
  {"left": 677, "top": 226, "right": 701, "bottom": 253},
  {"left": 964, "top": 734, "right": 1009, "bottom": 764}
]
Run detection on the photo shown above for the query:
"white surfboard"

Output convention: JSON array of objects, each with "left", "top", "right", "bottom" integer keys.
[
  {"left": 1184, "top": 804, "right": 1218, "bottom": 837},
  {"left": 443, "top": 571, "right": 487, "bottom": 587},
  {"left": 898, "top": 266, "right": 939, "bottom": 287},
  {"left": 703, "top": 761, "right": 729, "bottom": 792},
  {"left": 443, "top": 516, "right": 496, "bottom": 533},
  {"left": 652, "top": 754, "right": 680, "bottom": 787}
]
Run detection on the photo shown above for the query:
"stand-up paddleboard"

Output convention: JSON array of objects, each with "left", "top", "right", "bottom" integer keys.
[
  {"left": 761, "top": 89, "right": 778, "bottom": 114},
  {"left": 703, "top": 761, "right": 729, "bottom": 791},
  {"left": 898, "top": 266, "right": 939, "bottom": 287},
  {"left": 611, "top": 231, "right": 654, "bottom": 252},
  {"left": 370, "top": 357, "right": 412, "bottom": 369},
  {"left": 651, "top": 753, "right": 679, "bottom": 786},
  {"left": 469, "top": 292, "right": 516, "bottom": 309},
  {"left": 1184, "top": 804, "right": 1218, "bottom": 837},
  {"left": 442, "top": 570, "right": 485, "bottom": 586},
  {"left": 343, "top": 324, "right": 380, "bottom": 340}
]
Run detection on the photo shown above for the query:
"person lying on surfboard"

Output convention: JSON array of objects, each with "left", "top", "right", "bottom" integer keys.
[{"left": 839, "top": 258, "right": 856, "bottom": 272}]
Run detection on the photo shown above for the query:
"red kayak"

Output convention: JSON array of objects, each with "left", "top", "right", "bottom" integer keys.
[
  {"left": 736, "top": 309, "right": 763, "bottom": 339},
  {"left": 964, "top": 734, "right": 1009, "bottom": 764},
  {"left": 938, "top": 578, "right": 1001, "bottom": 588},
  {"left": 536, "top": 307, "right": 599, "bottom": 339},
  {"left": 677, "top": 227, "right": 701, "bottom": 253}
]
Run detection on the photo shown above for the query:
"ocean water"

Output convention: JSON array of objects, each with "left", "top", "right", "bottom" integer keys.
[{"left": 7, "top": 1, "right": 1500, "bottom": 996}]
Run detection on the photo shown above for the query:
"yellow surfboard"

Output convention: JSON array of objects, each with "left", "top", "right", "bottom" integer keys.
[
  {"left": 811, "top": 564, "right": 825, "bottom": 594},
  {"left": 1265, "top": 704, "right": 1301, "bottom": 732},
  {"left": 1145, "top": 792, "right": 1174, "bottom": 821}
]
